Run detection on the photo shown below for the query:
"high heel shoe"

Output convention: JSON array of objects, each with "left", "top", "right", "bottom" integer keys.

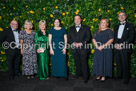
[
  {"left": 96, "top": 76, "right": 101, "bottom": 80},
  {"left": 27, "top": 76, "right": 30, "bottom": 79},
  {"left": 100, "top": 77, "right": 105, "bottom": 82}
]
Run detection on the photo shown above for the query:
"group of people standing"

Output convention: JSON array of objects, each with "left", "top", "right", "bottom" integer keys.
[{"left": 0, "top": 12, "right": 135, "bottom": 85}]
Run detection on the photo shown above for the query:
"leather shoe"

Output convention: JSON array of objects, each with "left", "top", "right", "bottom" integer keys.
[
  {"left": 73, "top": 75, "right": 79, "bottom": 79},
  {"left": 84, "top": 79, "right": 88, "bottom": 83},
  {"left": 16, "top": 74, "right": 23, "bottom": 78},
  {"left": 9, "top": 76, "right": 14, "bottom": 80}
]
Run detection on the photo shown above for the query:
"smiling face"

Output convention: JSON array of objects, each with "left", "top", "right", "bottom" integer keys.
[
  {"left": 100, "top": 19, "right": 108, "bottom": 29},
  {"left": 54, "top": 19, "right": 60, "bottom": 27},
  {"left": 39, "top": 23, "right": 46, "bottom": 30},
  {"left": 25, "top": 23, "right": 32, "bottom": 29},
  {"left": 10, "top": 20, "right": 18, "bottom": 30},
  {"left": 74, "top": 15, "right": 82, "bottom": 25},
  {"left": 118, "top": 12, "right": 127, "bottom": 22}
]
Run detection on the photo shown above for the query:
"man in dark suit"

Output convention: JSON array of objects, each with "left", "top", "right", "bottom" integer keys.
[
  {"left": 114, "top": 12, "right": 135, "bottom": 84},
  {"left": 68, "top": 15, "right": 91, "bottom": 83},
  {"left": 0, "top": 20, "right": 22, "bottom": 80}
]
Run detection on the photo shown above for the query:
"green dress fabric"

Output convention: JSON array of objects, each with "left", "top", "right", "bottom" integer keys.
[{"left": 35, "top": 30, "right": 49, "bottom": 80}]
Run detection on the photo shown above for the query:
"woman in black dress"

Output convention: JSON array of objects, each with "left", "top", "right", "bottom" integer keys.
[{"left": 92, "top": 19, "right": 114, "bottom": 82}]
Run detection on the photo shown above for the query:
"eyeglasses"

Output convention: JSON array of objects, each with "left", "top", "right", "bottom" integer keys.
[
  {"left": 11, "top": 23, "right": 18, "bottom": 25},
  {"left": 118, "top": 15, "right": 126, "bottom": 17}
]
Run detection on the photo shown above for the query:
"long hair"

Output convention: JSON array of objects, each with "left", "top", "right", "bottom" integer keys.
[{"left": 98, "top": 18, "right": 109, "bottom": 32}]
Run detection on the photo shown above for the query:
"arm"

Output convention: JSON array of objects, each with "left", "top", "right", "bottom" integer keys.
[
  {"left": 68, "top": 27, "right": 74, "bottom": 44},
  {"left": 0, "top": 29, "right": 7, "bottom": 44},
  {"left": 48, "top": 34, "right": 54, "bottom": 55},
  {"left": 125, "top": 24, "right": 135, "bottom": 43},
  {"left": 62, "top": 34, "right": 67, "bottom": 54},
  {"left": 20, "top": 40, "right": 24, "bottom": 55},
  {"left": 81, "top": 26, "right": 91, "bottom": 44}
]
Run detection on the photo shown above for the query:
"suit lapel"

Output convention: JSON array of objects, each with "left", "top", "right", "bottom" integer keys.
[
  {"left": 121, "top": 22, "right": 128, "bottom": 39},
  {"left": 116, "top": 24, "right": 120, "bottom": 38},
  {"left": 9, "top": 27, "right": 15, "bottom": 41},
  {"left": 78, "top": 24, "right": 83, "bottom": 33}
]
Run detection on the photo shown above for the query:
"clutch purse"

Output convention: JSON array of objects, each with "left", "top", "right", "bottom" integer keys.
[{"left": 39, "top": 47, "right": 45, "bottom": 53}]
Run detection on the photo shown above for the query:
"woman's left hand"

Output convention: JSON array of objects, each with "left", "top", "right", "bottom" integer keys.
[
  {"left": 62, "top": 48, "right": 66, "bottom": 54},
  {"left": 98, "top": 46, "right": 104, "bottom": 51}
]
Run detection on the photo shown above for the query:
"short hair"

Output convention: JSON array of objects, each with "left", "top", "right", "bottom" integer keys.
[
  {"left": 53, "top": 18, "right": 61, "bottom": 27},
  {"left": 118, "top": 11, "right": 127, "bottom": 16},
  {"left": 39, "top": 20, "right": 46, "bottom": 26},
  {"left": 74, "top": 14, "right": 82, "bottom": 19},
  {"left": 24, "top": 20, "right": 33, "bottom": 29}
]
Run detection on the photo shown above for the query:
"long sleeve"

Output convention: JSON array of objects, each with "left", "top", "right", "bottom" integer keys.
[
  {"left": 125, "top": 24, "right": 135, "bottom": 43},
  {"left": 82, "top": 26, "right": 91, "bottom": 44},
  {"left": 0, "top": 29, "right": 7, "bottom": 44},
  {"left": 68, "top": 27, "right": 74, "bottom": 44},
  {"left": 35, "top": 32, "right": 39, "bottom": 50}
]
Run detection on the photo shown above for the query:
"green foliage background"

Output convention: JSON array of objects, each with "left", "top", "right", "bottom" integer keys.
[{"left": 0, "top": 0, "right": 136, "bottom": 77}]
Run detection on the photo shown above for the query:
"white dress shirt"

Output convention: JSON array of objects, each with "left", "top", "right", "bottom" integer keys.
[
  {"left": 75, "top": 24, "right": 81, "bottom": 32},
  {"left": 117, "top": 21, "right": 126, "bottom": 39},
  {"left": 12, "top": 28, "right": 20, "bottom": 48}
]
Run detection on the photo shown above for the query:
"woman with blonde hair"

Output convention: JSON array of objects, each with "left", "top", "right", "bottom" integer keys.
[
  {"left": 92, "top": 19, "right": 114, "bottom": 82},
  {"left": 19, "top": 20, "right": 37, "bottom": 79},
  {"left": 35, "top": 20, "right": 49, "bottom": 80}
]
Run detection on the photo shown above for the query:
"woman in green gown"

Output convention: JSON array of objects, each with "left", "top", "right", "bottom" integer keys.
[{"left": 35, "top": 20, "right": 49, "bottom": 80}]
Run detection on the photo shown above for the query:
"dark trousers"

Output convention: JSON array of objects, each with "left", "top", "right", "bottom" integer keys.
[
  {"left": 73, "top": 50, "right": 89, "bottom": 80},
  {"left": 6, "top": 49, "right": 21, "bottom": 76},
  {"left": 115, "top": 49, "right": 130, "bottom": 82}
]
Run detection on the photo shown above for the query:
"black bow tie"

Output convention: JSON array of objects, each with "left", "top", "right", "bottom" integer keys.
[
  {"left": 120, "top": 23, "right": 126, "bottom": 25},
  {"left": 75, "top": 26, "right": 80, "bottom": 28},
  {"left": 13, "top": 30, "right": 17, "bottom": 32}
]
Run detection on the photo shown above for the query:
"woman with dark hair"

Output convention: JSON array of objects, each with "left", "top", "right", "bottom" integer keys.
[
  {"left": 48, "top": 18, "right": 68, "bottom": 79},
  {"left": 92, "top": 19, "right": 114, "bottom": 82}
]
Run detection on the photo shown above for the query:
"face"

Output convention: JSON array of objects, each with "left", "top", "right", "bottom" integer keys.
[
  {"left": 54, "top": 19, "right": 60, "bottom": 27},
  {"left": 10, "top": 20, "right": 18, "bottom": 30},
  {"left": 39, "top": 23, "right": 46, "bottom": 30},
  {"left": 74, "top": 16, "right": 81, "bottom": 25},
  {"left": 118, "top": 12, "right": 127, "bottom": 22},
  {"left": 25, "top": 23, "right": 32, "bottom": 29},
  {"left": 100, "top": 20, "right": 108, "bottom": 29}
]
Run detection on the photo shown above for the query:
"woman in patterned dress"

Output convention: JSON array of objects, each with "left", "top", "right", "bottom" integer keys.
[{"left": 19, "top": 20, "right": 37, "bottom": 79}]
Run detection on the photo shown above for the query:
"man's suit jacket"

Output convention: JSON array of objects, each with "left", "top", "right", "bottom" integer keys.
[
  {"left": 0, "top": 27, "right": 20, "bottom": 56},
  {"left": 114, "top": 22, "right": 135, "bottom": 52},
  {"left": 68, "top": 24, "right": 92, "bottom": 54}
]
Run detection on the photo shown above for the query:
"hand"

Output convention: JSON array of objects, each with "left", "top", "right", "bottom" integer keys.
[
  {"left": 119, "top": 43, "right": 123, "bottom": 50},
  {"left": 115, "top": 44, "right": 122, "bottom": 50},
  {"left": 72, "top": 42, "right": 77, "bottom": 47},
  {"left": 21, "top": 49, "right": 24, "bottom": 55},
  {"left": 62, "top": 48, "right": 66, "bottom": 54},
  {"left": 37, "top": 49, "right": 41, "bottom": 53},
  {"left": 76, "top": 43, "right": 83, "bottom": 48},
  {"left": 50, "top": 49, "right": 54, "bottom": 55},
  {"left": 115, "top": 44, "right": 120, "bottom": 50},
  {"left": 98, "top": 46, "right": 104, "bottom": 51}
]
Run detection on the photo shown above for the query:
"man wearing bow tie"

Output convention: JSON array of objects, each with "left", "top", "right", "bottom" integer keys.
[
  {"left": 68, "top": 15, "right": 92, "bottom": 83},
  {"left": 114, "top": 12, "right": 135, "bottom": 84},
  {"left": 0, "top": 20, "right": 22, "bottom": 80}
]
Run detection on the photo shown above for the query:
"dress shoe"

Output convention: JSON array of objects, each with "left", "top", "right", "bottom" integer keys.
[
  {"left": 9, "top": 76, "right": 14, "bottom": 80},
  {"left": 84, "top": 79, "right": 88, "bottom": 83},
  {"left": 73, "top": 75, "right": 79, "bottom": 79},
  {"left": 64, "top": 77, "right": 69, "bottom": 81},
  {"left": 16, "top": 74, "right": 23, "bottom": 77},
  {"left": 114, "top": 76, "right": 122, "bottom": 80},
  {"left": 124, "top": 81, "right": 128, "bottom": 85}
]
